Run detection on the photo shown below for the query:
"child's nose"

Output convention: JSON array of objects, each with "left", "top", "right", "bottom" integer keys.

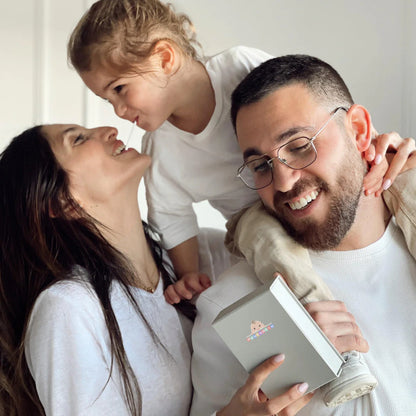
[{"left": 114, "top": 101, "right": 127, "bottom": 119}]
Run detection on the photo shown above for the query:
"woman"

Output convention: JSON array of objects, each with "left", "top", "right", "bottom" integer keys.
[{"left": 0, "top": 124, "right": 312, "bottom": 415}]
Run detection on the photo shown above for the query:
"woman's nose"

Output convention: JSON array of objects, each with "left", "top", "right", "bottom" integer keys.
[
  {"left": 104, "top": 127, "right": 118, "bottom": 141},
  {"left": 91, "top": 126, "right": 118, "bottom": 141}
]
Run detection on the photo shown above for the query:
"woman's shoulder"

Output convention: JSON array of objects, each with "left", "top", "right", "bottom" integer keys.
[
  {"left": 26, "top": 271, "right": 110, "bottom": 359},
  {"left": 30, "top": 270, "right": 101, "bottom": 324}
]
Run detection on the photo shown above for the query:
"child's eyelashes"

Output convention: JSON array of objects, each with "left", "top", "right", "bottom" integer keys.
[{"left": 114, "top": 85, "right": 124, "bottom": 94}]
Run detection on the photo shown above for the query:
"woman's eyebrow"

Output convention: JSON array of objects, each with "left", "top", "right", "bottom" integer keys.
[
  {"left": 61, "top": 127, "right": 79, "bottom": 144},
  {"left": 63, "top": 127, "right": 77, "bottom": 135}
]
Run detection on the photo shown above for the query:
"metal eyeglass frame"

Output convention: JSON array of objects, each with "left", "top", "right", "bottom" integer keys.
[{"left": 237, "top": 106, "right": 349, "bottom": 190}]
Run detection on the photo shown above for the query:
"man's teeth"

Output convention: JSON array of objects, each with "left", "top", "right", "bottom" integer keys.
[
  {"left": 288, "top": 190, "right": 319, "bottom": 210},
  {"left": 112, "top": 144, "right": 126, "bottom": 156}
]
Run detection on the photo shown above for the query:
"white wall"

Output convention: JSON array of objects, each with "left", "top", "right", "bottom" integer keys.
[{"left": 1, "top": 0, "right": 415, "bottom": 229}]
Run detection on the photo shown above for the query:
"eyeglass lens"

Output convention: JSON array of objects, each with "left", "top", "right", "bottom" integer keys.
[{"left": 240, "top": 137, "right": 316, "bottom": 189}]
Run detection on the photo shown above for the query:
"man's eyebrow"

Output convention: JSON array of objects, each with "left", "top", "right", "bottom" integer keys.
[
  {"left": 242, "top": 147, "right": 262, "bottom": 159},
  {"left": 277, "top": 126, "right": 313, "bottom": 143},
  {"left": 242, "top": 125, "right": 314, "bottom": 160}
]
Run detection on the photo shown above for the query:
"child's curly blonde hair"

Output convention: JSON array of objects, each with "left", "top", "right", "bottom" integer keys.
[{"left": 68, "top": 0, "right": 201, "bottom": 75}]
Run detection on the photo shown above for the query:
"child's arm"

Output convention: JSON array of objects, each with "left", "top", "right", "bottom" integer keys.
[
  {"left": 366, "top": 130, "right": 416, "bottom": 261},
  {"left": 383, "top": 168, "right": 416, "bottom": 262},
  {"left": 164, "top": 236, "right": 211, "bottom": 304}
]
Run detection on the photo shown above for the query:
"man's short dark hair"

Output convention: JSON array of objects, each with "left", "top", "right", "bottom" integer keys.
[{"left": 231, "top": 54, "right": 354, "bottom": 130}]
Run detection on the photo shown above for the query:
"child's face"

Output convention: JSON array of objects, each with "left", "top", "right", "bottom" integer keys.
[{"left": 80, "top": 62, "right": 176, "bottom": 132}]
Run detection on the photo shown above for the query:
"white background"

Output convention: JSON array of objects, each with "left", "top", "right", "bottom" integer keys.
[{"left": 1, "top": 0, "right": 415, "bottom": 230}]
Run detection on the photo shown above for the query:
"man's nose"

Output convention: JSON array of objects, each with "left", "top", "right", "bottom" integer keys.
[{"left": 271, "top": 159, "right": 302, "bottom": 193}]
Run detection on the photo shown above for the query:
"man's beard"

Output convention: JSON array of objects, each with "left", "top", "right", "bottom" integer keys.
[{"left": 267, "top": 148, "right": 366, "bottom": 251}]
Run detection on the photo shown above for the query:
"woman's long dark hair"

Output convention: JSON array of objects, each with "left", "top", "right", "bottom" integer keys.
[{"left": 0, "top": 126, "right": 194, "bottom": 415}]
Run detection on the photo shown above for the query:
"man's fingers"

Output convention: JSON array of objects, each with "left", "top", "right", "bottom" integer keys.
[
  {"left": 319, "top": 322, "right": 369, "bottom": 353},
  {"left": 304, "top": 300, "right": 348, "bottom": 314},
  {"left": 303, "top": 300, "right": 369, "bottom": 354},
  {"left": 332, "top": 334, "right": 369, "bottom": 354}
]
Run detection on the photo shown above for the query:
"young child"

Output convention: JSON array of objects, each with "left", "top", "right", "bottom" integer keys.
[{"left": 67, "top": 0, "right": 416, "bottom": 408}]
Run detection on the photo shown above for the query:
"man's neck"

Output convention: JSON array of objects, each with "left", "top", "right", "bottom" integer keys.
[{"left": 334, "top": 193, "right": 391, "bottom": 251}]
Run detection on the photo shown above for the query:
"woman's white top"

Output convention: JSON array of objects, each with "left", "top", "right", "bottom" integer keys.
[{"left": 25, "top": 270, "right": 192, "bottom": 416}]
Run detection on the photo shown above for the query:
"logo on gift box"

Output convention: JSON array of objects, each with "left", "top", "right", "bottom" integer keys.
[{"left": 246, "top": 320, "right": 274, "bottom": 342}]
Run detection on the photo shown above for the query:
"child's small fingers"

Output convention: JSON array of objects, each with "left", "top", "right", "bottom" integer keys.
[
  {"left": 173, "top": 280, "right": 194, "bottom": 300},
  {"left": 198, "top": 273, "right": 212, "bottom": 289},
  {"left": 163, "top": 292, "right": 174, "bottom": 304},
  {"left": 363, "top": 159, "right": 388, "bottom": 195},
  {"left": 373, "top": 132, "right": 402, "bottom": 158},
  {"left": 374, "top": 141, "right": 416, "bottom": 195},
  {"left": 364, "top": 143, "right": 376, "bottom": 163},
  {"left": 406, "top": 150, "right": 416, "bottom": 170},
  {"left": 387, "top": 138, "right": 416, "bottom": 175},
  {"left": 184, "top": 279, "right": 205, "bottom": 294},
  {"left": 164, "top": 286, "right": 181, "bottom": 304}
]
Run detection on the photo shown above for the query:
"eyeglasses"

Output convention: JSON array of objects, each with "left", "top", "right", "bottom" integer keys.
[{"left": 237, "top": 106, "right": 349, "bottom": 190}]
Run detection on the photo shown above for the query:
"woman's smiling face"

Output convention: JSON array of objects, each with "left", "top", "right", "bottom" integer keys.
[{"left": 42, "top": 124, "right": 151, "bottom": 208}]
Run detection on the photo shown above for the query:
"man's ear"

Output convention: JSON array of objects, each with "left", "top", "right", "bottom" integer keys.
[
  {"left": 152, "top": 40, "right": 177, "bottom": 75},
  {"left": 346, "top": 104, "right": 372, "bottom": 153}
]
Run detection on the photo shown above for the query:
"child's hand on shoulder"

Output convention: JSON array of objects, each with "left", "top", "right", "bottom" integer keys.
[
  {"left": 164, "top": 272, "right": 211, "bottom": 304},
  {"left": 363, "top": 129, "right": 416, "bottom": 196}
]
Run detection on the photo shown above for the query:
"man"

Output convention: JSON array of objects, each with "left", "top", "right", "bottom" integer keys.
[{"left": 190, "top": 55, "right": 416, "bottom": 415}]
